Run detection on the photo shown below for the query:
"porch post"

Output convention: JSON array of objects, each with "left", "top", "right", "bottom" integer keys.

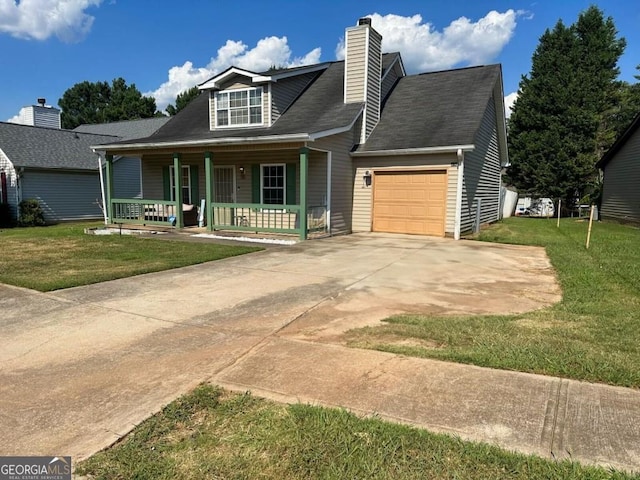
[
  {"left": 173, "top": 153, "right": 184, "bottom": 228},
  {"left": 204, "top": 151, "right": 214, "bottom": 231},
  {"left": 299, "top": 147, "right": 309, "bottom": 240},
  {"left": 105, "top": 154, "right": 114, "bottom": 223}
]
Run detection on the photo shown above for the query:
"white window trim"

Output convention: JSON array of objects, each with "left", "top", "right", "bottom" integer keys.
[
  {"left": 214, "top": 86, "right": 264, "bottom": 129},
  {"left": 169, "top": 165, "right": 192, "bottom": 204},
  {"left": 260, "top": 163, "right": 286, "bottom": 206}
]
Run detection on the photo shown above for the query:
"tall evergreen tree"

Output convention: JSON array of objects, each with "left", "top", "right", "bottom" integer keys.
[
  {"left": 506, "top": 6, "right": 626, "bottom": 208},
  {"left": 59, "top": 78, "right": 158, "bottom": 129},
  {"left": 166, "top": 86, "right": 200, "bottom": 116}
]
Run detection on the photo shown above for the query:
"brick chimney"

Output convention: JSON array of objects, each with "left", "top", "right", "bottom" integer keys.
[{"left": 344, "top": 17, "right": 382, "bottom": 144}]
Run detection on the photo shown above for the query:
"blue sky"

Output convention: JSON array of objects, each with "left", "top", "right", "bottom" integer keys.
[{"left": 1, "top": 0, "right": 639, "bottom": 123}]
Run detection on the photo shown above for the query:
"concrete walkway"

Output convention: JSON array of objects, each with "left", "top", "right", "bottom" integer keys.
[{"left": 0, "top": 233, "right": 638, "bottom": 473}]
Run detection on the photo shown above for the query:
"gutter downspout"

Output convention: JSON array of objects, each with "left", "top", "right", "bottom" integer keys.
[
  {"left": 454, "top": 148, "right": 465, "bottom": 240},
  {"left": 94, "top": 149, "right": 108, "bottom": 225}
]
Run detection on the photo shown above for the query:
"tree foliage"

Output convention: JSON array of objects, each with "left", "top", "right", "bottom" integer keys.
[
  {"left": 506, "top": 6, "right": 627, "bottom": 207},
  {"left": 58, "top": 78, "right": 159, "bottom": 129},
  {"left": 166, "top": 86, "right": 200, "bottom": 116}
]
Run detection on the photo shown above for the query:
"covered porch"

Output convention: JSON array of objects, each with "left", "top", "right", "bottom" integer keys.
[{"left": 101, "top": 144, "right": 330, "bottom": 240}]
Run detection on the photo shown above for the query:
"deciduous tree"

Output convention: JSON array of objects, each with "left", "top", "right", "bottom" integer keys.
[{"left": 59, "top": 78, "right": 158, "bottom": 129}]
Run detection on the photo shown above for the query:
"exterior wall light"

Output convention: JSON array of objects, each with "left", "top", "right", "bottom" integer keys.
[
  {"left": 363, "top": 170, "right": 372, "bottom": 187},
  {"left": 239, "top": 165, "right": 245, "bottom": 179}
]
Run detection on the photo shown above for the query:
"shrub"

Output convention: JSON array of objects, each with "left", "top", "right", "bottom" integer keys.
[
  {"left": 0, "top": 202, "right": 12, "bottom": 227},
  {"left": 18, "top": 199, "right": 45, "bottom": 227}
]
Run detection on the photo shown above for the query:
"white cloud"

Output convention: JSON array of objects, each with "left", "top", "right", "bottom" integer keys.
[
  {"left": 146, "top": 37, "right": 321, "bottom": 113},
  {"left": 6, "top": 107, "right": 29, "bottom": 124},
  {"left": 338, "top": 11, "right": 521, "bottom": 73},
  {"left": 0, "top": 0, "right": 102, "bottom": 42},
  {"left": 504, "top": 91, "right": 518, "bottom": 119}
]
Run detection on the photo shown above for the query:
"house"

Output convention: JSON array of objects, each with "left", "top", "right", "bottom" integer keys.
[
  {"left": 93, "top": 18, "right": 508, "bottom": 239},
  {"left": 0, "top": 122, "right": 117, "bottom": 222},
  {"left": 75, "top": 117, "right": 170, "bottom": 200},
  {"left": 0, "top": 117, "right": 168, "bottom": 224},
  {"left": 596, "top": 112, "right": 640, "bottom": 224}
]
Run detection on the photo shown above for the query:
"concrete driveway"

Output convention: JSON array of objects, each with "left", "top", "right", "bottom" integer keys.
[{"left": 12, "top": 232, "right": 635, "bottom": 468}]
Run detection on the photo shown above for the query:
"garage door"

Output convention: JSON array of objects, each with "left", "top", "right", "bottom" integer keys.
[{"left": 372, "top": 170, "right": 446, "bottom": 236}]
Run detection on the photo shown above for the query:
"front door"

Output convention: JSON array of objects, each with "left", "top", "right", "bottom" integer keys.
[{"left": 213, "top": 166, "right": 236, "bottom": 225}]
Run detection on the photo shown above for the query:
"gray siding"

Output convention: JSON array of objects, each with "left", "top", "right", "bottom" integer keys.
[
  {"left": 315, "top": 131, "right": 355, "bottom": 235},
  {"left": 601, "top": 127, "right": 640, "bottom": 223},
  {"left": 460, "top": 94, "right": 502, "bottom": 234},
  {"left": 112, "top": 156, "right": 142, "bottom": 199},
  {"left": 272, "top": 72, "right": 319, "bottom": 123},
  {"left": 0, "top": 148, "right": 18, "bottom": 218},
  {"left": 381, "top": 63, "right": 400, "bottom": 102},
  {"left": 21, "top": 170, "right": 102, "bottom": 222}
]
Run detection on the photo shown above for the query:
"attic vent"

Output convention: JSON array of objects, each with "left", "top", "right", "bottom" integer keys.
[{"left": 358, "top": 17, "right": 371, "bottom": 26}]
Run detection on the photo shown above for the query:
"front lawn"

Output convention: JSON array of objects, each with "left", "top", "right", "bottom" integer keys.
[
  {"left": 0, "top": 223, "right": 261, "bottom": 291},
  {"left": 76, "top": 384, "right": 632, "bottom": 480},
  {"left": 346, "top": 218, "right": 640, "bottom": 388}
]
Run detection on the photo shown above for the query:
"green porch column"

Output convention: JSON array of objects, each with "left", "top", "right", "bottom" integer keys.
[
  {"left": 105, "top": 154, "right": 114, "bottom": 223},
  {"left": 299, "top": 147, "right": 309, "bottom": 240},
  {"left": 204, "top": 151, "right": 214, "bottom": 231},
  {"left": 173, "top": 153, "right": 184, "bottom": 228}
]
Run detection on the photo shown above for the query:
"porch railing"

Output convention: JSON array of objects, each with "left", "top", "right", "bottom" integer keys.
[
  {"left": 110, "top": 199, "right": 178, "bottom": 226},
  {"left": 109, "top": 199, "right": 328, "bottom": 236},
  {"left": 212, "top": 203, "right": 300, "bottom": 234},
  {"left": 211, "top": 202, "right": 328, "bottom": 235}
]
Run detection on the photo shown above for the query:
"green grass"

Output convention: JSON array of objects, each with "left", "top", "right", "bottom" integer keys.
[
  {"left": 0, "top": 223, "right": 261, "bottom": 291},
  {"left": 346, "top": 217, "right": 640, "bottom": 388},
  {"left": 76, "top": 384, "right": 633, "bottom": 480}
]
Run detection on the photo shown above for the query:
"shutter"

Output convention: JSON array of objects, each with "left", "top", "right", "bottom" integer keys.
[
  {"left": 162, "top": 167, "right": 171, "bottom": 201},
  {"left": 286, "top": 163, "right": 296, "bottom": 205},
  {"left": 252, "top": 164, "right": 261, "bottom": 203},
  {"left": 190, "top": 166, "right": 199, "bottom": 205}
]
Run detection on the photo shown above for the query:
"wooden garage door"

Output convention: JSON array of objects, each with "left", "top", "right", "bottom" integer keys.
[{"left": 372, "top": 170, "right": 446, "bottom": 236}]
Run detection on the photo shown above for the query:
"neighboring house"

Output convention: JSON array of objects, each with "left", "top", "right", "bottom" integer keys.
[
  {"left": 94, "top": 18, "right": 508, "bottom": 239},
  {"left": 596, "top": 112, "right": 640, "bottom": 224},
  {"left": 0, "top": 122, "right": 117, "bottom": 222},
  {"left": 75, "top": 117, "right": 170, "bottom": 199}
]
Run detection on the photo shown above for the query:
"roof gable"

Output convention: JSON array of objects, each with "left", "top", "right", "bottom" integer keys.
[
  {"left": 597, "top": 112, "right": 640, "bottom": 169},
  {"left": 198, "top": 63, "right": 330, "bottom": 90},
  {"left": 0, "top": 122, "right": 116, "bottom": 170}
]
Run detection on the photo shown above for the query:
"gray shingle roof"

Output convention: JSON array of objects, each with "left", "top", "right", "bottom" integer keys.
[
  {"left": 95, "top": 58, "right": 501, "bottom": 153},
  {"left": 0, "top": 122, "right": 116, "bottom": 170},
  {"left": 74, "top": 117, "right": 169, "bottom": 140},
  {"left": 358, "top": 64, "right": 501, "bottom": 151},
  {"left": 97, "top": 61, "right": 364, "bottom": 147}
]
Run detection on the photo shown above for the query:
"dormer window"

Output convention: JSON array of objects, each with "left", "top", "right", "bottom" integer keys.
[{"left": 215, "top": 87, "right": 263, "bottom": 127}]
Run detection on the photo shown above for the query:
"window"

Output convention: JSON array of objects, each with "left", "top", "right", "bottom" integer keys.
[
  {"left": 169, "top": 165, "right": 192, "bottom": 204},
  {"left": 215, "top": 87, "right": 263, "bottom": 127},
  {"left": 261, "top": 164, "right": 285, "bottom": 205}
]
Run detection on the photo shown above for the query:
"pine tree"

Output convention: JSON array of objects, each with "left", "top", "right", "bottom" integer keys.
[{"left": 506, "top": 6, "right": 626, "bottom": 208}]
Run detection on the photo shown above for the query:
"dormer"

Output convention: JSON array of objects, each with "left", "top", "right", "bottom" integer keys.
[{"left": 198, "top": 64, "right": 328, "bottom": 131}]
